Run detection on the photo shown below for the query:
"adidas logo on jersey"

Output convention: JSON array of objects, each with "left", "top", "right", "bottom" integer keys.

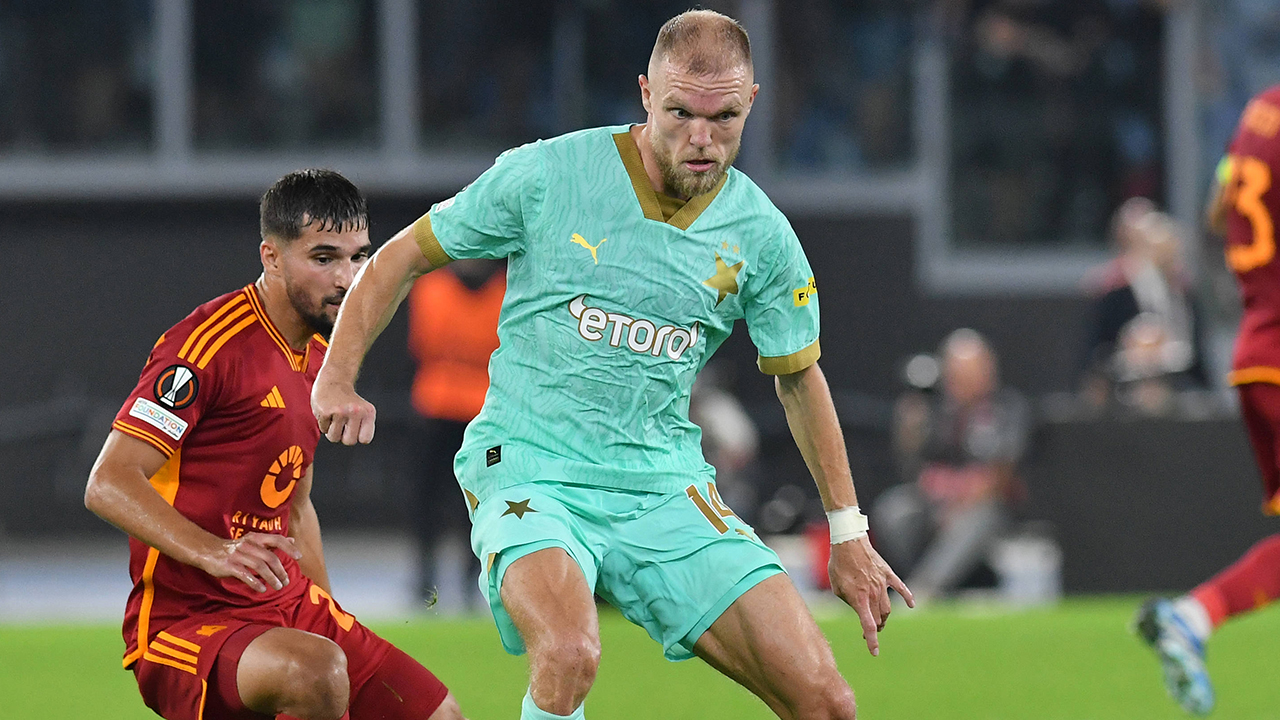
[
  {"left": 260, "top": 386, "right": 286, "bottom": 409},
  {"left": 568, "top": 295, "right": 699, "bottom": 360}
]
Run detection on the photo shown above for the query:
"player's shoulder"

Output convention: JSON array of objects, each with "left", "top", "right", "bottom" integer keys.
[
  {"left": 151, "top": 284, "right": 263, "bottom": 372},
  {"left": 719, "top": 167, "right": 794, "bottom": 236},
  {"left": 309, "top": 333, "right": 329, "bottom": 363},
  {"left": 532, "top": 125, "right": 628, "bottom": 164},
  {"left": 1234, "top": 85, "right": 1280, "bottom": 147},
  {"left": 1254, "top": 84, "right": 1280, "bottom": 108}
]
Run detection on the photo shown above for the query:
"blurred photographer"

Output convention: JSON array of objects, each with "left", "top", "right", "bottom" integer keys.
[{"left": 872, "top": 329, "right": 1029, "bottom": 601}]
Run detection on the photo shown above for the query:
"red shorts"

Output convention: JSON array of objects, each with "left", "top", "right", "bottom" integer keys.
[
  {"left": 1237, "top": 382, "right": 1280, "bottom": 514},
  {"left": 131, "top": 579, "right": 434, "bottom": 720}
]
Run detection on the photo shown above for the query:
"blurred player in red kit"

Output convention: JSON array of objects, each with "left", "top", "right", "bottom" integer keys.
[
  {"left": 85, "top": 169, "right": 464, "bottom": 720},
  {"left": 1135, "top": 86, "right": 1280, "bottom": 716}
]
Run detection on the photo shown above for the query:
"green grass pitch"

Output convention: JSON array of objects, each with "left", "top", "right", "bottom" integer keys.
[{"left": 1, "top": 597, "right": 1275, "bottom": 719}]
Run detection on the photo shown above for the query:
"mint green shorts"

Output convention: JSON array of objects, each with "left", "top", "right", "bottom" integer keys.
[{"left": 469, "top": 480, "right": 785, "bottom": 661}]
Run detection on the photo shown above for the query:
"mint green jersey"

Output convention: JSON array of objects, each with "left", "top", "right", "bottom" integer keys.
[{"left": 414, "top": 125, "right": 820, "bottom": 500}]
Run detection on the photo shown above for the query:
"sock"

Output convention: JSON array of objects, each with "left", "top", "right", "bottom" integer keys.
[
  {"left": 1189, "top": 533, "right": 1280, "bottom": 630},
  {"left": 521, "top": 689, "right": 585, "bottom": 720},
  {"left": 1171, "top": 595, "right": 1212, "bottom": 643}
]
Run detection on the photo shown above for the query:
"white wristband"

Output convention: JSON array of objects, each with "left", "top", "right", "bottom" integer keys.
[{"left": 827, "top": 506, "right": 869, "bottom": 545}]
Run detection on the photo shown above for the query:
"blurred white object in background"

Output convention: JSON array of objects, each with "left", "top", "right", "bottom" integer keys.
[{"left": 990, "top": 529, "right": 1063, "bottom": 608}]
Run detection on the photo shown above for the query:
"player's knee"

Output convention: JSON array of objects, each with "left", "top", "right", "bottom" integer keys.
[
  {"left": 819, "top": 683, "right": 858, "bottom": 720},
  {"left": 790, "top": 671, "right": 856, "bottom": 720},
  {"left": 429, "top": 692, "right": 466, "bottom": 720},
  {"left": 283, "top": 639, "right": 350, "bottom": 720},
  {"left": 539, "top": 632, "right": 601, "bottom": 690}
]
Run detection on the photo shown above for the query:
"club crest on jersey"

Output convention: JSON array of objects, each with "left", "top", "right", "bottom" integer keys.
[
  {"left": 153, "top": 365, "right": 199, "bottom": 410},
  {"left": 569, "top": 295, "right": 699, "bottom": 360}
]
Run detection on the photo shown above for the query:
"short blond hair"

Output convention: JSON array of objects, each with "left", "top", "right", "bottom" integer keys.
[{"left": 650, "top": 9, "right": 752, "bottom": 76}]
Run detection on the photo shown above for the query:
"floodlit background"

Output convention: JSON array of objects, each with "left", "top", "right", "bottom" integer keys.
[{"left": 2, "top": 1, "right": 1279, "bottom": 718}]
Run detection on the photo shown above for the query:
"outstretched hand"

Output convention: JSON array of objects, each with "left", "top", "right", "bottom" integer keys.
[
  {"left": 200, "top": 532, "right": 302, "bottom": 593},
  {"left": 311, "top": 377, "right": 377, "bottom": 445},
  {"left": 828, "top": 537, "right": 914, "bottom": 657}
]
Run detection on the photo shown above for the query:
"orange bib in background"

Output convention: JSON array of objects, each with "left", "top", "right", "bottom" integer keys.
[{"left": 407, "top": 269, "right": 505, "bottom": 423}]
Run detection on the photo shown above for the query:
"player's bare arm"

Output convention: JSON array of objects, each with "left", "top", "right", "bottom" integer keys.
[
  {"left": 287, "top": 464, "right": 331, "bottom": 594},
  {"left": 775, "top": 361, "right": 915, "bottom": 656},
  {"left": 313, "top": 227, "right": 438, "bottom": 445},
  {"left": 85, "top": 431, "right": 301, "bottom": 593},
  {"left": 1206, "top": 180, "right": 1230, "bottom": 238}
]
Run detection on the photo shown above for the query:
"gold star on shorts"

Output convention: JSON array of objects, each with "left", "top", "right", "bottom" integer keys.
[
  {"left": 703, "top": 252, "right": 743, "bottom": 306},
  {"left": 502, "top": 499, "right": 537, "bottom": 519}
]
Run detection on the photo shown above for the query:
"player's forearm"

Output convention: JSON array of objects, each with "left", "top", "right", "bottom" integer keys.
[
  {"left": 775, "top": 362, "right": 859, "bottom": 510},
  {"left": 289, "top": 498, "right": 331, "bottom": 593},
  {"left": 85, "top": 462, "right": 223, "bottom": 569},
  {"left": 322, "top": 229, "right": 432, "bottom": 386}
]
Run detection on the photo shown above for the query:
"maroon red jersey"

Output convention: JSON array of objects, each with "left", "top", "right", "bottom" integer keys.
[
  {"left": 1222, "top": 85, "right": 1280, "bottom": 384},
  {"left": 111, "top": 283, "right": 327, "bottom": 669}
]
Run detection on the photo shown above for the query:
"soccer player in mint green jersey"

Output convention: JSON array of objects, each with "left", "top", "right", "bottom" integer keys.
[{"left": 314, "top": 10, "right": 913, "bottom": 720}]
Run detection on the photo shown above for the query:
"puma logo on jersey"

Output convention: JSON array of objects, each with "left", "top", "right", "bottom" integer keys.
[
  {"left": 571, "top": 233, "right": 607, "bottom": 264},
  {"left": 260, "top": 386, "right": 286, "bottom": 409},
  {"left": 569, "top": 295, "right": 700, "bottom": 360}
]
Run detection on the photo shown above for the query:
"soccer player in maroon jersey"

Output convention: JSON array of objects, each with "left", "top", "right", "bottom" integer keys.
[
  {"left": 85, "top": 170, "right": 464, "bottom": 720},
  {"left": 1134, "top": 86, "right": 1280, "bottom": 716}
]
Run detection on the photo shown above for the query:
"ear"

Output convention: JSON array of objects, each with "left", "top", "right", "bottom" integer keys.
[
  {"left": 260, "top": 239, "right": 281, "bottom": 275},
  {"left": 639, "top": 74, "right": 652, "bottom": 114}
]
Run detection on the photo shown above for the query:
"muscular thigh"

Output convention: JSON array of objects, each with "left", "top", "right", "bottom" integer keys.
[
  {"left": 693, "top": 574, "right": 846, "bottom": 717},
  {"left": 589, "top": 481, "right": 784, "bottom": 662},
  {"left": 499, "top": 546, "right": 600, "bottom": 653}
]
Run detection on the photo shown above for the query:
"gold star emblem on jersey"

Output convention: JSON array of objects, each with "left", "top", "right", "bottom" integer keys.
[
  {"left": 502, "top": 499, "right": 537, "bottom": 519},
  {"left": 703, "top": 252, "right": 743, "bottom": 306},
  {"left": 571, "top": 233, "right": 608, "bottom": 264}
]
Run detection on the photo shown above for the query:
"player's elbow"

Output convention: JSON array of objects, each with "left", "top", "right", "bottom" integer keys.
[
  {"left": 84, "top": 463, "right": 124, "bottom": 519},
  {"left": 83, "top": 470, "right": 108, "bottom": 515},
  {"left": 775, "top": 362, "right": 818, "bottom": 403}
]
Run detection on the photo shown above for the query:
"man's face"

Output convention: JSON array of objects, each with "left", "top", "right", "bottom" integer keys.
[
  {"left": 943, "top": 342, "right": 997, "bottom": 406},
  {"left": 269, "top": 221, "right": 372, "bottom": 338},
  {"left": 641, "top": 58, "right": 757, "bottom": 199}
]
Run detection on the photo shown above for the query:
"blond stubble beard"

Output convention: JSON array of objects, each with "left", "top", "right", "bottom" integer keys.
[{"left": 649, "top": 132, "right": 740, "bottom": 199}]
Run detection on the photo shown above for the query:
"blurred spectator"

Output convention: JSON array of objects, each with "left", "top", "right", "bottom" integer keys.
[
  {"left": 775, "top": 0, "right": 917, "bottom": 172},
  {"left": 690, "top": 363, "right": 761, "bottom": 523},
  {"left": 947, "top": 0, "right": 1167, "bottom": 246},
  {"left": 407, "top": 259, "right": 505, "bottom": 609},
  {"left": 0, "top": 0, "right": 152, "bottom": 153},
  {"left": 419, "top": 0, "right": 557, "bottom": 149},
  {"left": 583, "top": 0, "right": 731, "bottom": 129},
  {"left": 1080, "top": 200, "right": 1206, "bottom": 408},
  {"left": 872, "top": 329, "right": 1030, "bottom": 601},
  {"left": 194, "top": 0, "right": 378, "bottom": 149}
]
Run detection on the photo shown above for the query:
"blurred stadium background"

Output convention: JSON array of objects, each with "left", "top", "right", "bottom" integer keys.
[{"left": 4, "top": 0, "right": 1280, "bottom": 717}]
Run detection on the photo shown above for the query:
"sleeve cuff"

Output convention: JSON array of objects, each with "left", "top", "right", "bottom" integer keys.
[
  {"left": 757, "top": 338, "right": 821, "bottom": 375},
  {"left": 112, "top": 420, "right": 176, "bottom": 457},
  {"left": 413, "top": 213, "right": 454, "bottom": 269}
]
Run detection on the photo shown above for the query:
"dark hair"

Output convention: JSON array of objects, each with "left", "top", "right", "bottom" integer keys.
[
  {"left": 260, "top": 168, "right": 368, "bottom": 242},
  {"left": 652, "top": 9, "right": 751, "bottom": 76}
]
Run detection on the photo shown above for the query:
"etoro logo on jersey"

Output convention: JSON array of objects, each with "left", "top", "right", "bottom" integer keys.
[{"left": 569, "top": 295, "right": 699, "bottom": 360}]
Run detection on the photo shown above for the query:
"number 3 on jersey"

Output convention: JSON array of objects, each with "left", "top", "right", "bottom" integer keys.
[{"left": 1223, "top": 154, "right": 1276, "bottom": 272}]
